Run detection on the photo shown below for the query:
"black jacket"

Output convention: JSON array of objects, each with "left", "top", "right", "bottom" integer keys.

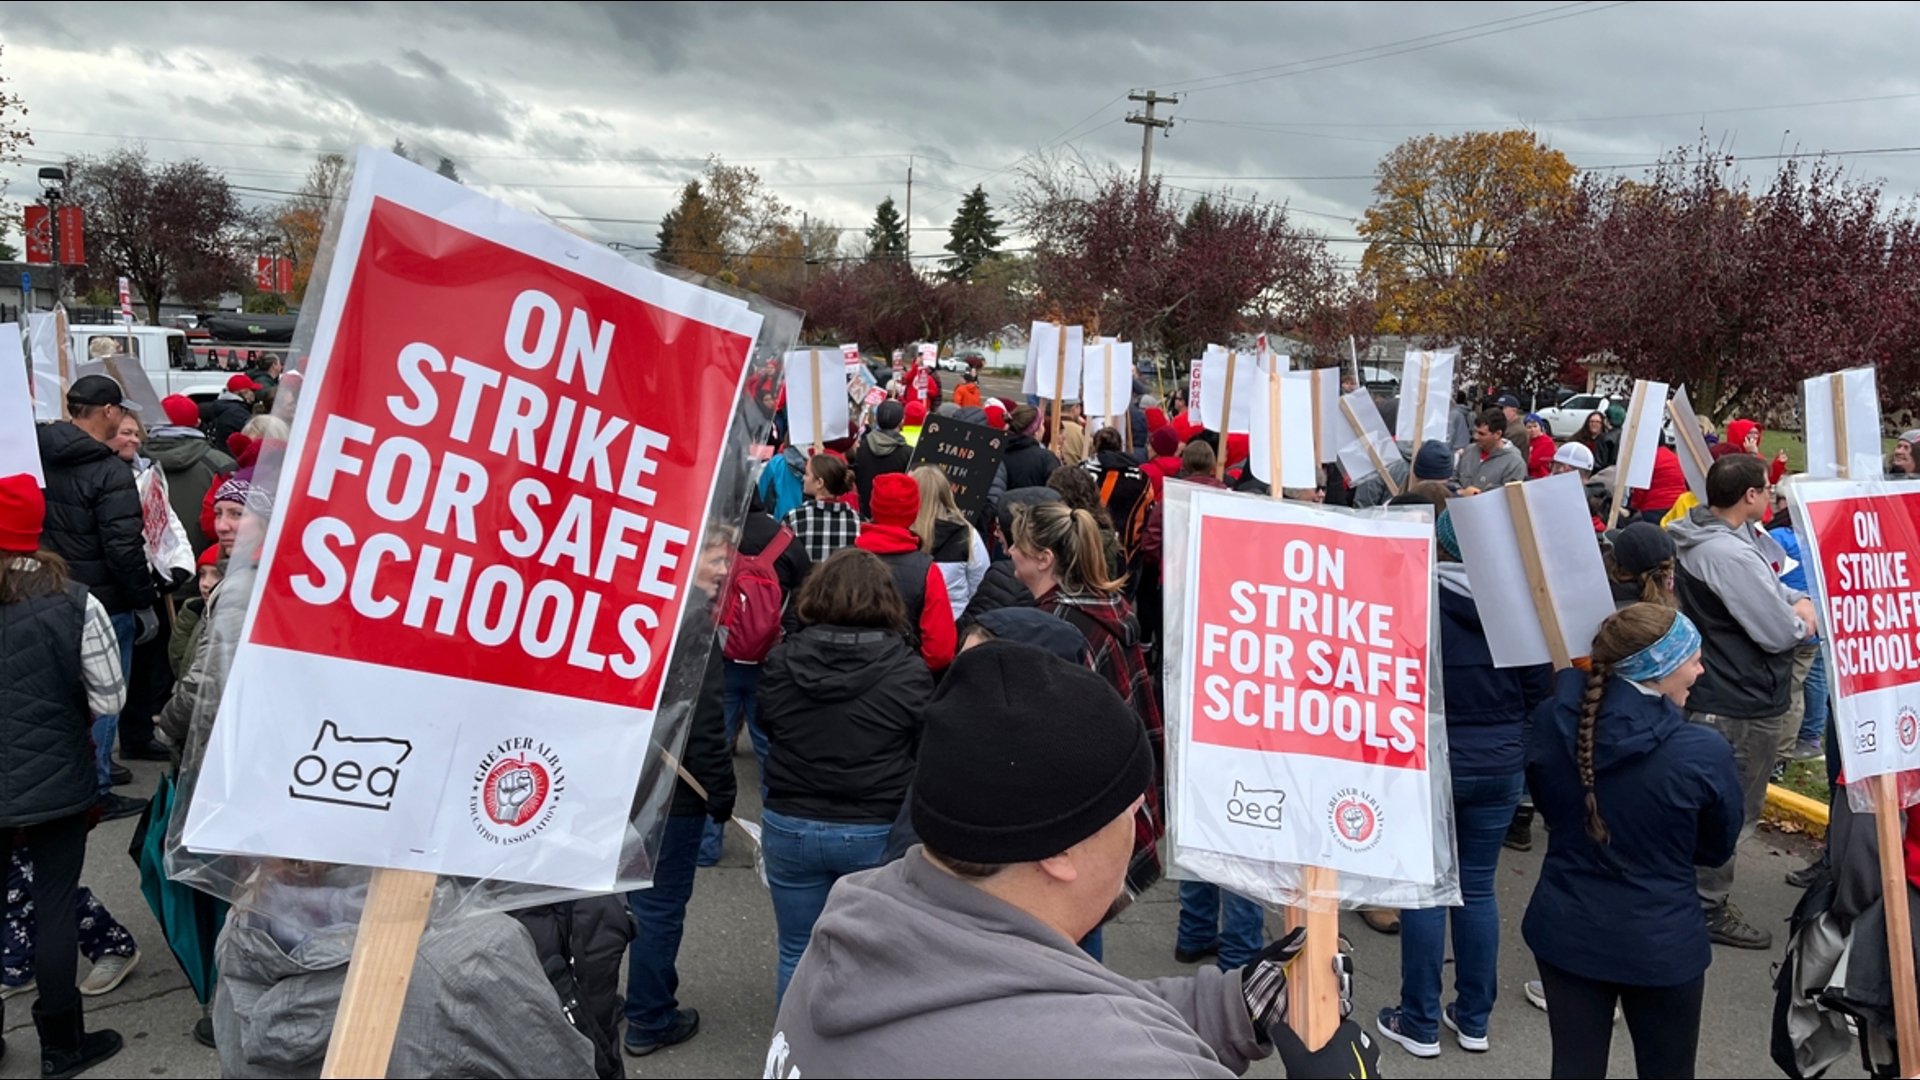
[
  {"left": 1002, "top": 434, "right": 1062, "bottom": 490},
  {"left": 757, "top": 626, "right": 932, "bottom": 823},
  {"left": 0, "top": 582, "right": 100, "bottom": 827},
  {"left": 670, "top": 639, "right": 739, "bottom": 820},
  {"left": 958, "top": 559, "right": 1034, "bottom": 629},
  {"left": 1437, "top": 565, "right": 1553, "bottom": 777},
  {"left": 144, "top": 431, "right": 234, "bottom": 555},
  {"left": 511, "top": 897, "right": 634, "bottom": 1080},
  {"left": 852, "top": 430, "right": 913, "bottom": 517},
  {"left": 200, "top": 396, "right": 253, "bottom": 454},
  {"left": 38, "top": 422, "right": 156, "bottom": 614}
]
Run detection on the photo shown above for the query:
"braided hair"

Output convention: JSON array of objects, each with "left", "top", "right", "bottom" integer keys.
[{"left": 1578, "top": 603, "right": 1686, "bottom": 843}]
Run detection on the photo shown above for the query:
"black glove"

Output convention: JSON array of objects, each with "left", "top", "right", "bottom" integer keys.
[
  {"left": 167, "top": 566, "right": 193, "bottom": 593},
  {"left": 1240, "top": 927, "right": 1307, "bottom": 1032},
  {"left": 707, "top": 790, "right": 736, "bottom": 825},
  {"left": 1272, "top": 1018, "right": 1381, "bottom": 1079},
  {"left": 134, "top": 606, "right": 160, "bottom": 646}
]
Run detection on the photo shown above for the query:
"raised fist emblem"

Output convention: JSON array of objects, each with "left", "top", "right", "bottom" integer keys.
[{"left": 495, "top": 768, "right": 535, "bottom": 817}]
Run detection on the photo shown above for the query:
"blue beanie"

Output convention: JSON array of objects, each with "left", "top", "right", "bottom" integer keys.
[
  {"left": 1413, "top": 440, "right": 1453, "bottom": 481},
  {"left": 1436, "top": 509, "right": 1461, "bottom": 561}
]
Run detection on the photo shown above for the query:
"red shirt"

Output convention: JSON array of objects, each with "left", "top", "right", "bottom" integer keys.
[
  {"left": 1527, "top": 436, "right": 1556, "bottom": 479},
  {"left": 1629, "top": 447, "right": 1688, "bottom": 515}
]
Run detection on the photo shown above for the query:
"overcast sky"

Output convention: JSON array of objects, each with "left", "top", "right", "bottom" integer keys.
[{"left": 6, "top": 1, "right": 1920, "bottom": 268}]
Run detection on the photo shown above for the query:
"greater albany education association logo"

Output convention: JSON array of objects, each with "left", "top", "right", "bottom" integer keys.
[
  {"left": 470, "top": 737, "right": 565, "bottom": 845},
  {"left": 1327, "top": 787, "right": 1384, "bottom": 853}
]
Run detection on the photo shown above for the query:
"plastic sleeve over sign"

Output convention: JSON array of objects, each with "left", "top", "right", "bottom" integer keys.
[
  {"left": 1161, "top": 480, "right": 1461, "bottom": 911},
  {"left": 164, "top": 148, "right": 799, "bottom": 918}
]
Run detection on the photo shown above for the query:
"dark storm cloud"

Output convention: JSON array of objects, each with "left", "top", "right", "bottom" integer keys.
[{"left": 280, "top": 49, "right": 520, "bottom": 138}]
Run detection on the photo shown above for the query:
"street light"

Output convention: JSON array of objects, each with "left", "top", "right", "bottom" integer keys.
[{"left": 37, "top": 166, "right": 66, "bottom": 305}]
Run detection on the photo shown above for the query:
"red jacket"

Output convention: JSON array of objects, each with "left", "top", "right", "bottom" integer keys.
[
  {"left": 855, "top": 524, "right": 956, "bottom": 672},
  {"left": 1527, "top": 435, "right": 1556, "bottom": 479},
  {"left": 1140, "top": 454, "right": 1182, "bottom": 498},
  {"left": 1629, "top": 447, "right": 1688, "bottom": 515}
]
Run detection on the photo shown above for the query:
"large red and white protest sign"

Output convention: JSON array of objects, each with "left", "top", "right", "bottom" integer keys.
[
  {"left": 1166, "top": 484, "right": 1443, "bottom": 888},
  {"left": 1790, "top": 481, "right": 1920, "bottom": 782},
  {"left": 182, "top": 149, "right": 763, "bottom": 889}
]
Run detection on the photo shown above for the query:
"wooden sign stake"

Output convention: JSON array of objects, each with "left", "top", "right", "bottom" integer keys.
[
  {"left": 319, "top": 867, "right": 437, "bottom": 1078},
  {"left": 1051, "top": 323, "right": 1066, "bottom": 452},
  {"left": 1504, "top": 481, "right": 1573, "bottom": 670},
  {"left": 1216, "top": 350, "right": 1238, "bottom": 481},
  {"left": 1259, "top": 391, "right": 1340, "bottom": 1050},
  {"left": 1310, "top": 370, "right": 1328, "bottom": 471},
  {"left": 807, "top": 348, "right": 824, "bottom": 453},
  {"left": 1411, "top": 351, "right": 1432, "bottom": 447},
  {"left": 1339, "top": 396, "right": 1399, "bottom": 497},
  {"left": 1606, "top": 381, "right": 1650, "bottom": 530}
]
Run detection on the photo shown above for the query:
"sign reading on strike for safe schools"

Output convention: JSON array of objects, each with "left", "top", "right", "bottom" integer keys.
[
  {"left": 183, "top": 149, "right": 763, "bottom": 890},
  {"left": 1173, "top": 488, "right": 1437, "bottom": 882},
  {"left": 1790, "top": 481, "right": 1920, "bottom": 783}
]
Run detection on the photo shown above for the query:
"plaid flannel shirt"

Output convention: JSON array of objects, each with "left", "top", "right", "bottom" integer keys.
[{"left": 783, "top": 498, "right": 862, "bottom": 565}]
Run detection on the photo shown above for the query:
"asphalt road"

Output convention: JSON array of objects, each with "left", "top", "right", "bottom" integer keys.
[{"left": 0, "top": 747, "right": 1849, "bottom": 1079}]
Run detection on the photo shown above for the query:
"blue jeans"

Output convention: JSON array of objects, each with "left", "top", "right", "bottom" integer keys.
[
  {"left": 761, "top": 808, "right": 891, "bottom": 1005},
  {"left": 93, "top": 612, "right": 135, "bottom": 793},
  {"left": 622, "top": 813, "right": 704, "bottom": 1039},
  {"left": 1398, "top": 770, "right": 1525, "bottom": 1042},
  {"left": 1177, "top": 880, "right": 1267, "bottom": 969},
  {"left": 1800, "top": 648, "right": 1829, "bottom": 744},
  {"left": 700, "top": 661, "right": 768, "bottom": 865}
]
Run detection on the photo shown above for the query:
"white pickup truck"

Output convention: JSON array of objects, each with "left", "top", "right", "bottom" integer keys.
[{"left": 67, "top": 323, "right": 236, "bottom": 402}]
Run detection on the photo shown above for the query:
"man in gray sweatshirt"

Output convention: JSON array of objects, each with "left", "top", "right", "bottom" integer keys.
[
  {"left": 767, "top": 641, "right": 1376, "bottom": 1078},
  {"left": 1453, "top": 408, "right": 1527, "bottom": 493},
  {"left": 1669, "top": 454, "right": 1815, "bottom": 950}
]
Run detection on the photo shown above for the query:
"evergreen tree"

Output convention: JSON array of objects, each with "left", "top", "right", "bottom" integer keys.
[
  {"left": 655, "top": 180, "right": 725, "bottom": 274},
  {"left": 435, "top": 156, "right": 462, "bottom": 183},
  {"left": 391, "top": 139, "right": 418, "bottom": 163},
  {"left": 941, "top": 185, "right": 1002, "bottom": 281},
  {"left": 866, "top": 195, "right": 907, "bottom": 261}
]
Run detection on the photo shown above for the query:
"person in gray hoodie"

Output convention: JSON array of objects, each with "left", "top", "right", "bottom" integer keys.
[
  {"left": 213, "top": 870, "right": 595, "bottom": 1078},
  {"left": 1667, "top": 453, "right": 1815, "bottom": 951},
  {"left": 1453, "top": 409, "right": 1527, "bottom": 493},
  {"left": 768, "top": 640, "right": 1377, "bottom": 1078}
]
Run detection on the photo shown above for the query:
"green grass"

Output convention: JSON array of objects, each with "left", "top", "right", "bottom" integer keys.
[
  {"left": 1756, "top": 429, "right": 1897, "bottom": 475},
  {"left": 1778, "top": 758, "right": 1830, "bottom": 806}
]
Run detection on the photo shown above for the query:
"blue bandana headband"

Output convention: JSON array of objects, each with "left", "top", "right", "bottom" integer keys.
[{"left": 1613, "top": 611, "right": 1702, "bottom": 683}]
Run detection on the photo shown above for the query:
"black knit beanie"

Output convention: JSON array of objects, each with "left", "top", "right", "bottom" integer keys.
[
  {"left": 1611, "top": 520, "right": 1676, "bottom": 575},
  {"left": 912, "top": 640, "right": 1153, "bottom": 864}
]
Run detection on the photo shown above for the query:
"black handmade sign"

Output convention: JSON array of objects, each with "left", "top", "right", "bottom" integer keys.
[{"left": 910, "top": 416, "right": 1007, "bottom": 515}]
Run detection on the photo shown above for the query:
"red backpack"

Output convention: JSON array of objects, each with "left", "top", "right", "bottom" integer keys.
[{"left": 720, "top": 528, "right": 793, "bottom": 663}]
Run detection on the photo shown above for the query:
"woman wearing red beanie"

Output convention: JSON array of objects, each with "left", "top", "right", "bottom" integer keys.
[
  {"left": 0, "top": 474, "right": 127, "bottom": 1076},
  {"left": 855, "top": 473, "right": 956, "bottom": 672}
]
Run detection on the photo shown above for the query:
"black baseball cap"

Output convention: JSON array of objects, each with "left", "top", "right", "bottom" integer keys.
[
  {"left": 1494, "top": 393, "right": 1521, "bottom": 409},
  {"left": 67, "top": 374, "right": 141, "bottom": 412}
]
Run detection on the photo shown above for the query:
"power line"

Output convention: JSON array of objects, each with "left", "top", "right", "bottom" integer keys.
[{"left": 1162, "top": 1, "right": 1633, "bottom": 95}]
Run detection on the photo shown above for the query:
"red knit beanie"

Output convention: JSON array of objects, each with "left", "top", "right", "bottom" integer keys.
[
  {"left": 904, "top": 400, "right": 928, "bottom": 426},
  {"left": 1149, "top": 426, "right": 1180, "bottom": 457},
  {"left": 197, "top": 543, "right": 222, "bottom": 568},
  {"left": 868, "top": 473, "right": 921, "bottom": 527},
  {"left": 983, "top": 400, "right": 1007, "bottom": 429},
  {"left": 163, "top": 394, "right": 201, "bottom": 428},
  {"left": 0, "top": 474, "right": 45, "bottom": 554}
]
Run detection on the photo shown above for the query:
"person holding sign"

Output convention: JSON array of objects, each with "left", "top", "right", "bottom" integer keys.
[
  {"left": 1523, "top": 604, "right": 1741, "bottom": 1079},
  {"left": 1669, "top": 455, "right": 1816, "bottom": 949},
  {"left": 767, "top": 642, "right": 1377, "bottom": 1078}
]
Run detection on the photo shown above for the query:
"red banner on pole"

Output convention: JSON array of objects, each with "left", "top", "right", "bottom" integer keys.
[
  {"left": 277, "top": 257, "right": 294, "bottom": 295},
  {"left": 256, "top": 255, "right": 275, "bottom": 292}
]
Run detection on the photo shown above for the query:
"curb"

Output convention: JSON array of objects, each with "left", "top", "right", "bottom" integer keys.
[{"left": 1764, "top": 783, "right": 1830, "bottom": 839}]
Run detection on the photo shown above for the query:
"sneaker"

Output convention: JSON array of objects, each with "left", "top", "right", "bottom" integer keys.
[
  {"left": 1524, "top": 979, "right": 1547, "bottom": 1011},
  {"left": 1375, "top": 1007, "right": 1440, "bottom": 1058},
  {"left": 1174, "top": 941, "right": 1220, "bottom": 965},
  {"left": 1442, "top": 1002, "right": 1488, "bottom": 1052},
  {"left": 1504, "top": 816, "right": 1533, "bottom": 852},
  {"left": 192, "top": 1016, "right": 216, "bottom": 1049},
  {"left": 79, "top": 951, "right": 138, "bottom": 996},
  {"left": 624, "top": 1008, "right": 699, "bottom": 1057},
  {"left": 97, "top": 794, "right": 148, "bottom": 823},
  {"left": 1786, "top": 863, "right": 1825, "bottom": 889},
  {"left": 0, "top": 979, "right": 33, "bottom": 1000},
  {"left": 122, "top": 741, "right": 174, "bottom": 762},
  {"left": 1769, "top": 760, "right": 1788, "bottom": 783},
  {"left": 1359, "top": 907, "right": 1401, "bottom": 935},
  {"left": 1705, "top": 901, "right": 1773, "bottom": 949},
  {"left": 1791, "top": 739, "right": 1826, "bottom": 762}
]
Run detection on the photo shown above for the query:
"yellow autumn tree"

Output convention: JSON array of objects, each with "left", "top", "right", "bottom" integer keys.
[
  {"left": 275, "top": 153, "right": 349, "bottom": 305},
  {"left": 1358, "top": 130, "right": 1574, "bottom": 336}
]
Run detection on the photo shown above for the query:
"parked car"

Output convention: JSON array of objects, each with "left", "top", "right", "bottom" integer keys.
[{"left": 1537, "top": 392, "right": 1618, "bottom": 439}]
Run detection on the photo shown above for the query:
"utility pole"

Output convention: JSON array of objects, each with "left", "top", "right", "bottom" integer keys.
[
  {"left": 904, "top": 156, "right": 913, "bottom": 261},
  {"left": 1126, "top": 91, "right": 1177, "bottom": 191}
]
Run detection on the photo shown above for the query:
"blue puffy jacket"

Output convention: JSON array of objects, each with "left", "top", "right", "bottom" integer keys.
[
  {"left": 1522, "top": 668, "right": 1741, "bottom": 987},
  {"left": 1435, "top": 563, "right": 1552, "bottom": 777}
]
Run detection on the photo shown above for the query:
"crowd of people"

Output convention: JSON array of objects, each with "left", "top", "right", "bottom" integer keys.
[{"left": 6, "top": 344, "right": 1919, "bottom": 1079}]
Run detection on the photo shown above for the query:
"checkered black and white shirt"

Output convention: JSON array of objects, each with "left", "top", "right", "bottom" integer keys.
[
  {"left": 8, "top": 558, "right": 125, "bottom": 717},
  {"left": 783, "top": 499, "right": 862, "bottom": 564}
]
